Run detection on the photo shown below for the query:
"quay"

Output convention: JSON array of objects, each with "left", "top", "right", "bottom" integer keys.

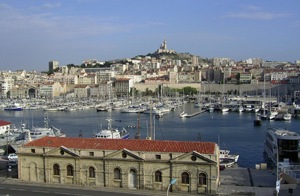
[
  {"left": 218, "top": 166, "right": 299, "bottom": 196},
  {"left": 185, "top": 110, "right": 207, "bottom": 118}
]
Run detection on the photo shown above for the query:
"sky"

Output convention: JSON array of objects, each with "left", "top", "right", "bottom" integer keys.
[{"left": 0, "top": 0, "right": 299, "bottom": 71}]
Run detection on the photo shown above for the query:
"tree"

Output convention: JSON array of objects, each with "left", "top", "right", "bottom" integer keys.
[{"left": 236, "top": 73, "right": 241, "bottom": 84}]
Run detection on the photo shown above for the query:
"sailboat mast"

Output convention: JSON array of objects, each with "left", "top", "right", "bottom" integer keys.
[
  {"left": 135, "top": 112, "right": 140, "bottom": 139},
  {"left": 107, "top": 80, "right": 112, "bottom": 130},
  {"left": 149, "top": 101, "right": 153, "bottom": 140}
]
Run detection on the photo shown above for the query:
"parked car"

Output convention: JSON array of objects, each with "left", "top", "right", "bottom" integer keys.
[
  {"left": 7, "top": 159, "right": 18, "bottom": 167},
  {"left": 7, "top": 153, "right": 18, "bottom": 160},
  {"left": 219, "top": 165, "right": 226, "bottom": 171}
]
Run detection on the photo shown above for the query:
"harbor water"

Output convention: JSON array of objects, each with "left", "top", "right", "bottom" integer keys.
[{"left": 1, "top": 103, "right": 300, "bottom": 169}]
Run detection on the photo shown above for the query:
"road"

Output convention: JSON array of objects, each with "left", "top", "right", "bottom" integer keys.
[{"left": 0, "top": 182, "right": 158, "bottom": 196}]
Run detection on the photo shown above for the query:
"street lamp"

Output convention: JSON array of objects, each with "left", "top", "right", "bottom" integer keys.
[
  {"left": 275, "top": 146, "right": 281, "bottom": 196},
  {"left": 167, "top": 178, "right": 176, "bottom": 196}
]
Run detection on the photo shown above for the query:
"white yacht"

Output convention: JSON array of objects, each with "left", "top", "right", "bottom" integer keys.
[
  {"left": 283, "top": 113, "right": 292, "bottom": 121},
  {"left": 238, "top": 106, "right": 244, "bottom": 113},
  {"left": 221, "top": 107, "right": 229, "bottom": 113},
  {"left": 94, "top": 115, "right": 129, "bottom": 140},
  {"left": 27, "top": 114, "right": 66, "bottom": 141},
  {"left": 180, "top": 111, "right": 188, "bottom": 118},
  {"left": 219, "top": 149, "right": 239, "bottom": 163},
  {"left": 264, "top": 128, "right": 300, "bottom": 166}
]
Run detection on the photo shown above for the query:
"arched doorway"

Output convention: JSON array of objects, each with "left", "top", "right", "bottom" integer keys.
[
  {"left": 28, "top": 88, "right": 36, "bottom": 98},
  {"left": 128, "top": 169, "right": 137, "bottom": 189}
]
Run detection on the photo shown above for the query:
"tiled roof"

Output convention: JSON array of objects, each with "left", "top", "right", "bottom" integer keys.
[
  {"left": 0, "top": 120, "right": 12, "bottom": 126},
  {"left": 24, "top": 137, "right": 216, "bottom": 154}
]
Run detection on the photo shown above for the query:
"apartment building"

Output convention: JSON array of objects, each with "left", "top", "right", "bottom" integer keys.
[
  {"left": 49, "top": 61, "right": 59, "bottom": 72},
  {"left": 39, "top": 82, "right": 65, "bottom": 98},
  {"left": 73, "top": 85, "right": 90, "bottom": 98},
  {"left": 239, "top": 73, "right": 252, "bottom": 84},
  {"left": 114, "top": 78, "right": 132, "bottom": 97}
]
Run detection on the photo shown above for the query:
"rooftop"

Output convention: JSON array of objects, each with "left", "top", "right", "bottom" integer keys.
[
  {"left": 0, "top": 120, "right": 12, "bottom": 126},
  {"left": 24, "top": 136, "right": 216, "bottom": 154}
]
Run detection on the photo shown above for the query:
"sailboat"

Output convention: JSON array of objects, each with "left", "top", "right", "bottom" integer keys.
[
  {"left": 221, "top": 73, "right": 229, "bottom": 113},
  {"left": 94, "top": 81, "right": 130, "bottom": 139},
  {"left": 260, "top": 75, "right": 268, "bottom": 120}
]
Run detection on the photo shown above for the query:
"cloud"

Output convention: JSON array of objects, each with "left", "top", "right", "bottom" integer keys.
[
  {"left": 226, "top": 11, "right": 290, "bottom": 20},
  {"left": 41, "top": 3, "right": 61, "bottom": 9},
  {"left": 0, "top": 2, "right": 10, "bottom": 10},
  {"left": 225, "top": 5, "right": 290, "bottom": 20},
  {"left": 28, "top": 2, "right": 61, "bottom": 11}
]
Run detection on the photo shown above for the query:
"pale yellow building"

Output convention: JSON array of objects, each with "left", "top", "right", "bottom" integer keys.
[{"left": 18, "top": 137, "right": 220, "bottom": 195}]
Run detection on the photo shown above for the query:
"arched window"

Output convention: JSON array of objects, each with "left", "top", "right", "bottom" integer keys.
[
  {"left": 181, "top": 172, "right": 189, "bottom": 184},
  {"left": 67, "top": 165, "right": 74, "bottom": 176},
  {"left": 53, "top": 164, "right": 60, "bottom": 175},
  {"left": 199, "top": 173, "right": 207, "bottom": 185},
  {"left": 155, "top": 171, "right": 162, "bottom": 182},
  {"left": 89, "top": 167, "right": 95, "bottom": 178},
  {"left": 114, "top": 168, "right": 121, "bottom": 179}
]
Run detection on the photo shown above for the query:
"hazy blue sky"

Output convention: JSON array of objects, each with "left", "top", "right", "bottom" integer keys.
[{"left": 0, "top": 0, "right": 299, "bottom": 71}]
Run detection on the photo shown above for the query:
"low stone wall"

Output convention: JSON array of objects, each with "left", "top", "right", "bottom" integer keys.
[{"left": 133, "top": 83, "right": 300, "bottom": 96}]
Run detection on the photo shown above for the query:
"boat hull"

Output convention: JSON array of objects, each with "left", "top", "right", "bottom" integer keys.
[{"left": 4, "top": 107, "right": 23, "bottom": 111}]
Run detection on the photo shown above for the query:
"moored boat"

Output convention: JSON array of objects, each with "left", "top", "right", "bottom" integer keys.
[
  {"left": 180, "top": 111, "right": 188, "bottom": 118},
  {"left": 219, "top": 149, "right": 239, "bottom": 163},
  {"left": 220, "top": 158, "right": 235, "bottom": 167},
  {"left": 93, "top": 118, "right": 129, "bottom": 139},
  {"left": 25, "top": 113, "right": 66, "bottom": 141},
  {"left": 221, "top": 107, "right": 229, "bottom": 113},
  {"left": 283, "top": 113, "right": 292, "bottom": 121},
  {"left": 4, "top": 103, "right": 23, "bottom": 111}
]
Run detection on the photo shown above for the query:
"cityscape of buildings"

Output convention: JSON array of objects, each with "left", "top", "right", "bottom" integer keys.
[{"left": 1, "top": 39, "right": 300, "bottom": 100}]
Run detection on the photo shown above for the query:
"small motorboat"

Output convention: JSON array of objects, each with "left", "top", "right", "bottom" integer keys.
[
  {"left": 219, "top": 149, "right": 239, "bottom": 163},
  {"left": 220, "top": 158, "right": 235, "bottom": 168},
  {"left": 180, "top": 111, "right": 188, "bottom": 118}
]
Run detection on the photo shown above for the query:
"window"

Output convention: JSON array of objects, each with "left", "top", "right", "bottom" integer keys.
[
  {"left": 114, "top": 168, "right": 121, "bottom": 179},
  {"left": 191, "top": 156, "right": 196, "bottom": 161},
  {"left": 89, "top": 152, "right": 94, "bottom": 156},
  {"left": 89, "top": 167, "right": 95, "bottom": 178},
  {"left": 31, "top": 149, "right": 35, "bottom": 153},
  {"left": 155, "top": 155, "right": 161, "bottom": 160},
  {"left": 198, "top": 173, "right": 207, "bottom": 185},
  {"left": 67, "top": 165, "right": 74, "bottom": 176},
  {"left": 122, "top": 153, "right": 127, "bottom": 158},
  {"left": 53, "top": 164, "right": 60, "bottom": 175},
  {"left": 154, "top": 171, "right": 162, "bottom": 182},
  {"left": 181, "top": 172, "right": 189, "bottom": 184}
]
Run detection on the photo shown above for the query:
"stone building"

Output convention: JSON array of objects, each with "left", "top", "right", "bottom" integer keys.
[
  {"left": 0, "top": 120, "right": 12, "bottom": 135},
  {"left": 18, "top": 137, "right": 220, "bottom": 195}
]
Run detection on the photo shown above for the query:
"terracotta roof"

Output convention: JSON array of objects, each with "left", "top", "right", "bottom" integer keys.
[
  {"left": 24, "top": 137, "right": 216, "bottom": 154},
  {"left": 0, "top": 120, "right": 12, "bottom": 126}
]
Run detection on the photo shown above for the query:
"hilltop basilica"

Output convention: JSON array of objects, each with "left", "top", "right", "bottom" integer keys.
[{"left": 155, "top": 37, "right": 176, "bottom": 54}]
